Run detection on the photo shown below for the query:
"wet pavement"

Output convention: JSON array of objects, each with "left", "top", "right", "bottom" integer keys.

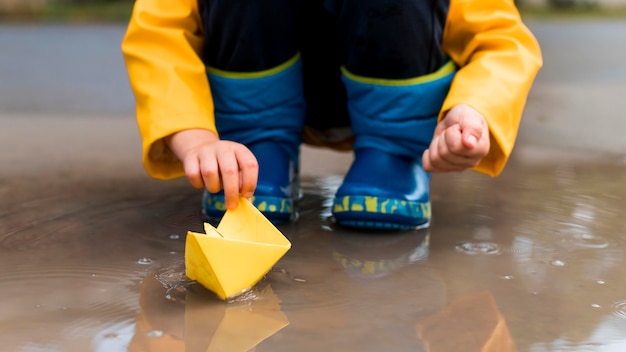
[{"left": 1, "top": 18, "right": 626, "bottom": 352}]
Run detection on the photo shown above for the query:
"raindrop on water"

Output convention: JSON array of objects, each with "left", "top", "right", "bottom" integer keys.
[
  {"left": 611, "top": 300, "right": 626, "bottom": 319},
  {"left": 596, "top": 280, "right": 606, "bottom": 285},
  {"left": 35, "top": 304, "right": 41, "bottom": 308},
  {"left": 137, "top": 258, "right": 153, "bottom": 265},
  {"left": 550, "top": 259, "right": 566, "bottom": 267},
  {"left": 455, "top": 241, "right": 501, "bottom": 256},
  {"left": 90, "top": 273, "right": 97, "bottom": 278},
  {"left": 592, "top": 304, "right": 601, "bottom": 308},
  {"left": 572, "top": 233, "right": 609, "bottom": 249},
  {"left": 169, "top": 251, "right": 177, "bottom": 255},
  {"left": 146, "top": 330, "right": 164, "bottom": 338},
  {"left": 168, "top": 234, "right": 180, "bottom": 240},
  {"left": 501, "top": 275, "right": 514, "bottom": 280}
]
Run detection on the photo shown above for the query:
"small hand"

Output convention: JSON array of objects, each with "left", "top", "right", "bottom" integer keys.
[
  {"left": 166, "top": 129, "right": 258, "bottom": 209},
  {"left": 422, "top": 104, "right": 490, "bottom": 172}
]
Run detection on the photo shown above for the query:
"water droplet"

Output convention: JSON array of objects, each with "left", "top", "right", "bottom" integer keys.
[
  {"left": 455, "top": 241, "right": 501, "bottom": 256},
  {"left": 169, "top": 251, "right": 177, "bottom": 255},
  {"left": 501, "top": 275, "right": 514, "bottom": 280},
  {"left": 611, "top": 300, "right": 626, "bottom": 319},
  {"left": 550, "top": 259, "right": 566, "bottom": 267},
  {"left": 168, "top": 234, "right": 180, "bottom": 240},
  {"left": 146, "top": 330, "right": 164, "bottom": 338},
  {"left": 597, "top": 280, "right": 606, "bottom": 285},
  {"left": 90, "top": 273, "right": 97, "bottom": 278},
  {"left": 137, "top": 258, "right": 153, "bottom": 265},
  {"left": 35, "top": 304, "right": 41, "bottom": 308},
  {"left": 61, "top": 306, "right": 68, "bottom": 310},
  {"left": 592, "top": 304, "right": 601, "bottom": 308}
]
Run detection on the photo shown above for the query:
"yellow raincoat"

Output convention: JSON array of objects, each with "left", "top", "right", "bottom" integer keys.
[{"left": 122, "top": 0, "right": 542, "bottom": 179}]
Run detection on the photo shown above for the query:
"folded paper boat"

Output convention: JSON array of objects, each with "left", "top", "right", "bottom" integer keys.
[{"left": 185, "top": 197, "right": 292, "bottom": 299}]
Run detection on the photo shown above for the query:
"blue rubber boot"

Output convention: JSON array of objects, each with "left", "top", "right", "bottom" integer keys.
[
  {"left": 202, "top": 55, "right": 305, "bottom": 224},
  {"left": 333, "top": 149, "right": 431, "bottom": 230},
  {"left": 332, "top": 61, "right": 456, "bottom": 230}
]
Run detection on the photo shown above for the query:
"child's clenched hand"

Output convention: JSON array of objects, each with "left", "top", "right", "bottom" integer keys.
[
  {"left": 422, "top": 104, "right": 490, "bottom": 173},
  {"left": 166, "top": 129, "right": 258, "bottom": 210}
]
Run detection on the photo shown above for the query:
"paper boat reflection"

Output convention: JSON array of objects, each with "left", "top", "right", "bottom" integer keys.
[
  {"left": 185, "top": 197, "right": 292, "bottom": 300},
  {"left": 128, "top": 272, "right": 289, "bottom": 352},
  {"left": 185, "top": 286, "right": 289, "bottom": 352}
]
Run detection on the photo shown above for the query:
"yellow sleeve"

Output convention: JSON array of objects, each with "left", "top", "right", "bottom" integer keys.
[
  {"left": 121, "top": 0, "right": 216, "bottom": 179},
  {"left": 442, "top": 0, "right": 542, "bottom": 176}
]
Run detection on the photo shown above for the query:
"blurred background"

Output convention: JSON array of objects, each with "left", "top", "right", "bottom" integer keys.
[{"left": 2, "top": 0, "right": 626, "bottom": 22}]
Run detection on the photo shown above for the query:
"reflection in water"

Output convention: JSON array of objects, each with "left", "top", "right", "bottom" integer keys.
[
  {"left": 495, "top": 166, "right": 625, "bottom": 351},
  {"left": 417, "top": 291, "right": 517, "bottom": 352},
  {"left": 331, "top": 230, "right": 429, "bottom": 279},
  {"left": 127, "top": 261, "right": 289, "bottom": 352},
  {"left": 529, "top": 314, "right": 626, "bottom": 351}
]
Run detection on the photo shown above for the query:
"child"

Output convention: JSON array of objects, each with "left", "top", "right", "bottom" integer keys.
[{"left": 122, "top": 0, "right": 542, "bottom": 230}]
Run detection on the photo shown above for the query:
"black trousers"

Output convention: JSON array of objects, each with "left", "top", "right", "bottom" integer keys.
[{"left": 198, "top": 0, "right": 449, "bottom": 130}]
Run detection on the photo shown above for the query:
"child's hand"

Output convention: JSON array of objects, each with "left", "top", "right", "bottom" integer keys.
[
  {"left": 422, "top": 104, "right": 490, "bottom": 173},
  {"left": 166, "top": 129, "right": 258, "bottom": 210}
]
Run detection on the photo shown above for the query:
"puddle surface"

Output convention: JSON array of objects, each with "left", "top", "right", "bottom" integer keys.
[{"left": 1, "top": 157, "right": 626, "bottom": 351}]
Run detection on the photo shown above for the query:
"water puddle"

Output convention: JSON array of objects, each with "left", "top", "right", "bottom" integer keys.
[{"left": 2, "top": 152, "right": 626, "bottom": 351}]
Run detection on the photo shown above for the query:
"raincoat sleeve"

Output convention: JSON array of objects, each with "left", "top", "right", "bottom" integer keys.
[
  {"left": 121, "top": 0, "right": 215, "bottom": 179},
  {"left": 441, "top": 0, "right": 542, "bottom": 176}
]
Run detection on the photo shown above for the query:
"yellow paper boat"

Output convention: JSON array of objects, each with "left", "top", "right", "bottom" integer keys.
[{"left": 185, "top": 197, "right": 292, "bottom": 299}]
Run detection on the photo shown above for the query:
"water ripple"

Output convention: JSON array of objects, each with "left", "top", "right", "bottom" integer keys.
[
  {"left": 455, "top": 241, "right": 502, "bottom": 256},
  {"left": 611, "top": 300, "right": 626, "bottom": 319}
]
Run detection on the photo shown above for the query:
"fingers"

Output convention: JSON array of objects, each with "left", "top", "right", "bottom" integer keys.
[
  {"left": 182, "top": 154, "right": 206, "bottom": 189},
  {"left": 181, "top": 141, "right": 259, "bottom": 210},
  {"left": 216, "top": 146, "right": 258, "bottom": 209},
  {"left": 235, "top": 148, "right": 258, "bottom": 199},
  {"left": 216, "top": 149, "right": 241, "bottom": 209},
  {"left": 423, "top": 105, "right": 491, "bottom": 173},
  {"left": 423, "top": 126, "right": 480, "bottom": 172}
]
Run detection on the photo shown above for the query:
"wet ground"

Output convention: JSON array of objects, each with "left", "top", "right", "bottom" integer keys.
[{"left": 1, "top": 18, "right": 626, "bottom": 352}]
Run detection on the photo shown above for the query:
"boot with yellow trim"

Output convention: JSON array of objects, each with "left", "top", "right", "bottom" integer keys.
[
  {"left": 332, "top": 61, "right": 456, "bottom": 230},
  {"left": 202, "top": 55, "right": 305, "bottom": 224}
]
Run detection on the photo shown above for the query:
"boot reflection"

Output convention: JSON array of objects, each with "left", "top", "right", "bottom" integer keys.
[
  {"left": 329, "top": 228, "right": 516, "bottom": 351},
  {"left": 330, "top": 228, "right": 430, "bottom": 279},
  {"left": 128, "top": 270, "right": 288, "bottom": 352}
]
